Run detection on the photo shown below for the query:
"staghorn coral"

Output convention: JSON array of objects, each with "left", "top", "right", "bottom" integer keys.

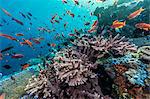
[
  {"left": 25, "top": 70, "right": 59, "bottom": 99},
  {"left": 24, "top": 47, "right": 112, "bottom": 99},
  {"left": 89, "top": 34, "right": 137, "bottom": 56},
  {"left": 53, "top": 48, "right": 97, "bottom": 86},
  {"left": 72, "top": 34, "right": 137, "bottom": 57}
]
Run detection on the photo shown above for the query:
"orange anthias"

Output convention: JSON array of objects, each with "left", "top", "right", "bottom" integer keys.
[
  {"left": 135, "top": 23, "right": 150, "bottom": 31},
  {"left": 22, "top": 39, "right": 33, "bottom": 48},
  {"left": 0, "top": 33, "right": 17, "bottom": 41},
  {"left": 128, "top": 7, "right": 145, "bottom": 20},
  {"left": 22, "top": 63, "right": 30, "bottom": 70},
  {"left": 111, "top": 20, "right": 126, "bottom": 29}
]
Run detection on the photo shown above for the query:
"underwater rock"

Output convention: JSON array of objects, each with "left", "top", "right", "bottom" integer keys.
[
  {"left": 27, "top": 58, "right": 43, "bottom": 65},
  {"left": 0, "top": 70, "right": 33, "bottom": 99}
]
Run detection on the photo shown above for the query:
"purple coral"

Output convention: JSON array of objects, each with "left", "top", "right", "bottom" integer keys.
[{"left": 72, "top": 34, "right": 137, "bottom": 56}]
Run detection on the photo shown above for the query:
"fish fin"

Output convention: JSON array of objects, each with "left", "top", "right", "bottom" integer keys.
[
  {"left": 113, "top": 20, "right": 119, "bottom": 24},
  {"left": 143, "top": 28, "right": 148, "bottom": 31},
  {"left": 123, "top": 21, "right": 126, "bottom": 26},
  {"left": 115, "top": 28, "right": 121, "bottom": 33}
]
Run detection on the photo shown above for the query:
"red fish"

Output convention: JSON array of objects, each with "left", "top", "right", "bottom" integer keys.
[
  {"left": 51, "top": 43, "right": 56, "bottom": 47},
  {"left": 66, "top": 11, "right": 75, "bottom": 18},
  {"left": 111, "top": 20, "right": 126, "bottom": 29},
  {"left": 88, "top": 20, "right": 98, "bottom": 33},
  {"left": 12, "top": 17, "right": 24, "bottom": 25},
  {"left": 135, "top": 23, "right": 150, "bottom": 31},
  {"left": 21, "top": 39, "right": 33, "bottom": 48},
  {"left": 69, "top": 33, "right": 75, "bottom": 36},
  {"left": 12, "top": 54, "right": 24, "bottom": 59},
  {"left": 22, "top": 63, "right": 30, "bottom": 70},
  {"left": 62, "top": 0, "right": 67, "bottom": 3},
  {"left": 54, "top": 20, "right": 60, "bottom": 23},
  {"left": 1, "top": 7, "right": 12, "bottom": 17},
  {"left": 15, "top": 33, "right": 24, "bottom": 36},
  {"left": 0, "top": 33, "right": 17, "bottom": 41},
  {"left": 73, "top": 0, "right": 79, "bottom": 5},
  {"left": 92, "top": 20, "right": 98, "bottom": 27},
  {"left": 51, "top": 14, "right": 57, "bottom": 20},
  {"left": 128, "top": 7, "right": 144, "bottom": 20}
]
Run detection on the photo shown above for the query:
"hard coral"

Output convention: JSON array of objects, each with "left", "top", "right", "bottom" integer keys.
[
  {"left": 90, "top": 34, "right": 137, "bottom": 56},
  {"left": 25, "top": 70, "right": 59, "bottom": 99},
  {"left": 72, "top": 34, "right": 137, "bottom": 57},
  {"left": 53, "top": 48, "right": 96, "bottom": 86},
  {"left": 138, "top": 46, "right": 150, "bottom": 64}
]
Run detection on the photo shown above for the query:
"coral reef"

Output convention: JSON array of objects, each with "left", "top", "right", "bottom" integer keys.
[
  {"left": 138, "top": 46, "right": 150, "bottom": 64},
  {"left": 24, "top": 33, "right": 150, "bottom": 99},
  {"left": 53, "top": 48, "right": 97, "bottom": 86},
  {"left": 72, "top": 34, "right": 137, "bottom": 57},
  {"left": 0, "top": 70, "right": 33, "bottom": 99}
]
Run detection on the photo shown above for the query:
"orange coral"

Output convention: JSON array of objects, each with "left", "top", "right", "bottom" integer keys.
[{"left": 113, "top": 64, "right": 128, "bottom": 74}]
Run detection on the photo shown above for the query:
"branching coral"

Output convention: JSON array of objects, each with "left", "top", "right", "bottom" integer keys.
[
  {"left": 24, "top": 33, "right": 148, "bottom": 99},
  {"left": 72, "top": 34, "right": 137, "bottom": 57},
  {"left": 53, "top": 48, "right": 96, "bottom": 86},
  {"left": 138, "top": 46, "right": 150, "bottom": 64},
  {"left": 25, "top": 70, "right": 59, "bottom": 99},
  {"left": 24, "top": 47, "right": 111, "bottom": 99},
  {"left": 91, "top": 34, "right": 137, "bottom": 56}
]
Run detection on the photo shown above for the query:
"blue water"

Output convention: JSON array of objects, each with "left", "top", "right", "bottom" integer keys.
[{"left": 0, "top": 0, "right": 113, "bottom": 75}]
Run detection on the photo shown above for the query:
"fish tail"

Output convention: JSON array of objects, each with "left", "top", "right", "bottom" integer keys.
[{"left": 124, "top": 21, "right": 126, "bottom": 26}]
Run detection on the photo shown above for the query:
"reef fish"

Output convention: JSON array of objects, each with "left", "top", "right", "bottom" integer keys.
[
  {"left": 19, "top": 12, "right": 26, "bottom": 18},
  {"left": 135, "top": 23, "right": 150, "bottom": 31},
  {"left": 88, "top": 20, "right": 98, "bottom": 33},
  {"left": 0, "top": 33, "right": 17, "bottom": 41},
  {"left": 1, "top": 7, "right": 12, "bottom": 17},
  {"left": 2, "top": 65, "right": 11, "bottom": 69},
  {"left": 66, "top": 10, "right": 75, "bottom": 18},
  {"left": 12, "top": 54, "right": 24, "bottom": 59},
  {"left": 111, "top": 20, "right": 126, "bottom": 29},
  {"left": 1, "top": 46, "right": 14, "bottom": 53},
  {"left": 21, "top": 39, "right": 33, "bottom": 48},
  {"left": 73, "top": 0, "right": 79, "bottom": 5},
  {"left": 21, "top": 63, "right": 30, "bottom": 70},
  {"left": 128, "top": 7, "right": 144, "bottom": 19},
  {"left": 0, "top": 93, "right": 6, "bottom": 99},
  {"left": 15, "top": 33, "right": 24, "bottom": 36},
  {"left": 30, "top": 37, "right": 44, "bottom": 44},
  {"left": 62, "top": 0, "right": 67, "bottom": 3},
  {"left": 12, "top": 17, "right": 24, "bottom": 25}
]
